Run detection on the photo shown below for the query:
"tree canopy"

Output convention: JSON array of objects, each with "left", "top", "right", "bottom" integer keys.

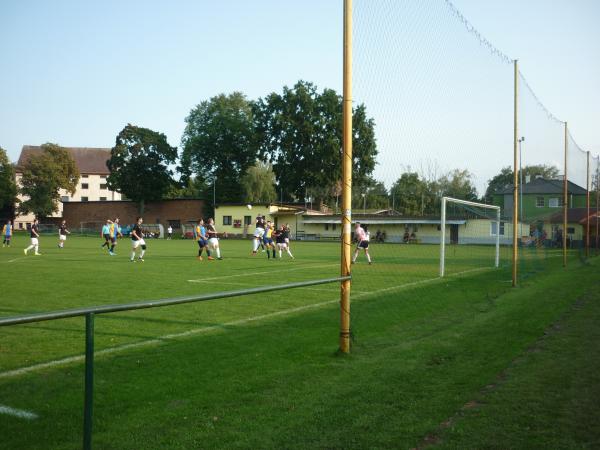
[
  {"left": 18, "top": 143, "right": 79, "bottom": 218},
  {"left": 0, "top": 147, "right": 17, "bottom": 217},
  {"left": 253, "top": 80, "right": 377, "bottom": 204},
  {"left": 240, "top": 161, "right": 277, "bottom": 203},
  {"left": 107, "top": 124, "right": 177, "bottom": 213},
  {"left": 180, "top": 92, "right": 257, "bottom": 204}
]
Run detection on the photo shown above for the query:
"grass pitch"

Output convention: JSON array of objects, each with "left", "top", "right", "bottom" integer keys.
[{"left": 0, "top": 234, "right": 597, "bottom": 448}]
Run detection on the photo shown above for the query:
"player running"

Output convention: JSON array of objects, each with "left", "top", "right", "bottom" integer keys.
[
  {"left": 57, "top": 220, "right": 70, "bottom": 248},
  {"left": 251, "top": 214, "right": 266, "bottom": 255},
  {"left": 108, "top": 218, "right": 122, "bottom": 255},
  {"left": 101, "top": 220, "right": 112, "bottom": 251},
  {"left": 352, "top": 222, "right": 372, "bottom": 265},
  {"left": 2, "top": 220, "right": 12, "bottom": 248},
  {"left": 195, "top": 219, "right": 211, "bottom": 260},
  {"left": 130, "top": 217, "right": 147, "bottom": 262},
  {"left": 274, "top": 225, "right": 294, "bottom": 259},
  {"left": 206, "top": 218, "right": 222, "bottom": 260},
  {"left": 24, "top": 219, "right": 41, "bottom": 256},
  {"left": 263, "top": 220, "right": 276, "bottom": 259}
]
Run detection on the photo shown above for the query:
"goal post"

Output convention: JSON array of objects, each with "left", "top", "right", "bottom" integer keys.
[{"left": 440, "top": 196, "right": 501, "bottom": 277}]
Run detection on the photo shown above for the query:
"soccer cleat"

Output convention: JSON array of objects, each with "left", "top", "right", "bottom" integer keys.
[
  {"left": 130, "top": 258, "right": 135, "bottom": 262},
  {"left": 23, "top": 249, "right": 27, "bottom": 255},
  {"left": 217, "top": 257, "right": 223, "bottom": 260},
  {"left": 138, "top": 257, "right": 144, "bottom": 262},
  {"left": 369, "top": 262, "right": 372, "bottom": 265},
  {"left": 197, "top": 256, "right": 203, "bottom": 261},
  {"left": 35, "top": 253, "right": 42, "bottom": 256},
  {"left": 207, "top": 256, "right": 215, "bottom": 260},
  {"left": 109, "top": 251, "right": 114, "bottom": 256}
]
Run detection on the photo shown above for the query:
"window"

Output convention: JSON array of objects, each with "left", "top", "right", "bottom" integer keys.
[
  {"left": 223, "top": 216, "right": 232, "bottom": 225},
  {"left": 81, "top": 183, "right": 89, "bottom": 189},
  {"left": 99, "top": 197, "right": 107, "bottom": 201},
  {"left": 332, "top": 223, "right": 337, "bottom": 231},
  {"left": 325, "top": 223, "right": 329, "bottom": 231},
  {"left": 567, "top": 227, "right": 575, "bottom": 234},
  {"left": 536, "top": 197, "right": 545, "bottom": 207},
  {"left": 81, "top": 174, "right": 88, "bottom": 178},
  {"left": 60, "top": 196, "right": 70, "bottom": 202},
  {"left": 100, "top": 184, "right": 107, "bottom": 190},
  {"left": 100, "top": 175, "right": 107, "bottom": 179},
  {"left": 244, "top": 215, "right": 252, "bottom": 225},
  {"left": 19, "top": 222, "right": 24, "bottom": 229},
  {"left": 168, "top": 220, "right": 181, "bottom": 228},
  {"left": 81, "top": 197, "right": 89, "bottom": 202},
  {"left": 491, "top": 222, "right": 505, "bottom": 236},
  {"left": 548, "top": 198, "right": 561, "bottom": 208}
]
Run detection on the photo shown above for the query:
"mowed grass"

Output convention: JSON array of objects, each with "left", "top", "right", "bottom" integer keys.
[{"left": 0, "top": 234, "right": 596, "bottom": 449}]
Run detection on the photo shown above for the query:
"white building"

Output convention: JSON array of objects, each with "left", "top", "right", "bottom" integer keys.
[{"left": 14, "top": 146, "right": 122, "bottom": 229}]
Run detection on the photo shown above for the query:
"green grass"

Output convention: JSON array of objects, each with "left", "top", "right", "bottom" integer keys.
[{"left": 0, "top": 234, "right": 597, "bottom": 449}]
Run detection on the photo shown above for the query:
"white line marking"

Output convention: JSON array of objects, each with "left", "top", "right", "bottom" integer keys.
[
  {"left": 0, "top": 405, "right": 38, "bottom": 420},
  {"left": 3, "top": 257, "right": 30, "bottom": 263},
  {"left": 187, "top": 263, "right": 338, "bottom": 282},
  {"left": 0, "top": 267, "right": 490, "bottom": 379}
]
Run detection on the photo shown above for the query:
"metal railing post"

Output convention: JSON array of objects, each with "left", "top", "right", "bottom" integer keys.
[{"left": 83, "top": 313, "right": 95, "bottom": 450}]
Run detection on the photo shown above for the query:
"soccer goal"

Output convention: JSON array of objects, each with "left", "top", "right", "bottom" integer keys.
[{"left": 440, "top": 197, "right": 501, "bottom": 277}]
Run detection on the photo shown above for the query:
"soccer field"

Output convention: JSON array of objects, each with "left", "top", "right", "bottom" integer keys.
[{"left": 0, "top": 234, "right": 584, "bottom": 449}]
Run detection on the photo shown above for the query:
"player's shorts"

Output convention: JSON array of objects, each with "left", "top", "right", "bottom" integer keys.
[
  {"left": 208, "top": 237, "right": 219, "bottom": 248},
  {"left": 263, "top": 238, "right": 273, "bottom": 245},
  {"left": 110, "top": 236, "right": 117, "bottom": 243},
  {"left": 59, "top": 234, "right": 67, "bottom": 241},
  {"left": 253, "top": 227, "right": 265, "bottom": 238},
  {"left": 276, "top": 242, "right": 288, "bottom": 249},
  {"left": 103, "top": 233, "right": 111, "bottom": 241},
  {"left": 197, "top": 238, "right": 207, "bottom": 247},
  {"left": 132, "top": 239, "right": 146, "bottom": 249},
  {"left": 358, "top": 240, "right": 369, "bottom": 249},
  {"left": 284, "top": 237, "right": 290, "bottom": 244},
  {"left": 30, "top": 237, "right": 39, "bottom": 246}
]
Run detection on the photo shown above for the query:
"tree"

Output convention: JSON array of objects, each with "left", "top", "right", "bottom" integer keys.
[
  {"left": 18, "top": 143, "right": 79, "bottom": 218},
  {"left": 253, "top": 80, "right": 377, "bottom": 205},
  {"left": 0, "top": 147, "right": 17, "bottom": 217},
  {"left": 353, "top": 177, "right": 389, "bottom": 212},
  {"left": 240, "top": 161, "right": 277, "bottom": 203},
  {"left": 107, "top": 124, "right": 177, "bottom": 213},
  {"left": 180, "top": 92, "right": 256, "bottom": 204},
  {"left": 390, "top": 172, "right": 428, "bottom": 216}
]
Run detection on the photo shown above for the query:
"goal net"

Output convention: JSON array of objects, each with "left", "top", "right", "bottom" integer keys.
[{"left": 440, "top": 197, "right": 510, "bottom": 277}]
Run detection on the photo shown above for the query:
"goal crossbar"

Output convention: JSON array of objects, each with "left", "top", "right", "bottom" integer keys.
[{"left": 440, "top": 196, "right": 501, "bottom": 277}]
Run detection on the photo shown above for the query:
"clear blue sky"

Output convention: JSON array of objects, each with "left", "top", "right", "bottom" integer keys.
[{"left": 1, "top": 0, "right": 598, "bottom": 194}]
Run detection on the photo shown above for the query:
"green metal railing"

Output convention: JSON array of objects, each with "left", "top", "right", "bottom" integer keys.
[{"left": 0, "top": 276, "right": 350, "bottom": 450}]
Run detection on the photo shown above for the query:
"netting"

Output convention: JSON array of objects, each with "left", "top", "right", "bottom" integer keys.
[{"left": 80, "top": 221, "right": 105, "bottom": 236}]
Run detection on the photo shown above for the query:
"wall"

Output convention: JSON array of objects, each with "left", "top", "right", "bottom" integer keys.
[{"left": 62, "top": 199, "right": 204, "bottom": 232}]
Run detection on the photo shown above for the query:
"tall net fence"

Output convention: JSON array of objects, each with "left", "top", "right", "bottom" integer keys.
[{"left": 349, "top": 0, "right": 597, "bottom": 337}]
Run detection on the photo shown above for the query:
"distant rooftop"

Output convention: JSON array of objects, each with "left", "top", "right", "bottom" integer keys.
[
  {"left": 17, "top": 145, "right": 112, "bottom": 175},
  {"left": 497, "top": 177, "right": 587, "bottom": 195}
]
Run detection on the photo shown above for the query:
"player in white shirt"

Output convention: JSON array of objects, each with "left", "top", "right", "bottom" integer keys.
[
  {"left": 206, "top": 218, "right": 222, "bottom": 260},
  {"left": 251, "top": 214, "right": 266, "bottom": 255},
  {"left": 352, "top": 222, "right": 372, "bottom": 265}
]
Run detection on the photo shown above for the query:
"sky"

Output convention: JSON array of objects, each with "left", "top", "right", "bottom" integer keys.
[{"left": 1, "top": 0, "right": 598, "bottom": 195}]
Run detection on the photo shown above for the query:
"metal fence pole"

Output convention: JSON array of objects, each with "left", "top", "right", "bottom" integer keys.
[{"left": 83, "top": 313, "right": 95, "bottom": 450}]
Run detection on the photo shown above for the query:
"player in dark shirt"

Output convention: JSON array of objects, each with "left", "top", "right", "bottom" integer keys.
[
  {"left": 275, "top": 225, "right": 294, "bottom": 259},
  {"left": 58, "top": 220, "right": 70, "bottom": 249},
  {"left": 252, "top": 215, "right": 266, "bottom": 254},
  {"left": 130, "top": 217, "right": 147, "bottom": 262},
  {"left": 24, "top": 219, "right": 41, "bottom": 255},
  {"left": 206, "top": 218, "right": 222, "bottom": 260}
]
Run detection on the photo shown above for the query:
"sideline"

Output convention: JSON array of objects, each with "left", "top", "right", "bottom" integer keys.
[{"left": 0, "top": 404, "right": 38, "bottom": 420}]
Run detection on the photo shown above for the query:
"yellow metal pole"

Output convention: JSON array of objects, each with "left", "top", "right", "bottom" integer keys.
[
  {"left": 586, "top": 151, "right": 590, "bottom": 258},
  {"left": 512, "top": 60, "right": 519, "bottom": 287},
  {"left": 340, "top": 0, "right": 352, "bottom": 353},
  {"left": 563, "top": 122, "right": 568, "bottom": 267},
  {"left": 596, "top": 164, "right": 599, "bottom": 256}
]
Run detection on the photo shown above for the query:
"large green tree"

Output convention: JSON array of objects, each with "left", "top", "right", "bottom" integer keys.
[
  {"left": 107, "top": 124, "right": 177, "bottom": 213},
  {"left": 353, "top": 177, "right": 389, "bottom": 212},
  {"left": 390, "top": 172, "right": 428, "bottom": 216},
  {"left": 0, "top": 147, "right": 17, "bottom": 217},
  {"left": 253, "top": 80, "right": 377, "bottom": 204},
  {"left": 240, "top": 161, "right": 277, "bottom": 203},
  {"left": 180, "top": 92, "right": 256, "bottom": 204},
  {"left": 18, "top": 143, "right": 79, "bottom": 218}
]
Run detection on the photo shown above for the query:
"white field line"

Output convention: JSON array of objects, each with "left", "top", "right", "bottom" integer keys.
[
  {"left": 187, "top": 263, "right": 338, "bottom": 282},
  {"left": 0, "top": 267, "right": 491, "bottom": 380},
  {"left": 0, "top": 404, "right": 38, "bottom": 420},
  {"left": 3, "top": 256, "right": 33, "bottom": 264}
]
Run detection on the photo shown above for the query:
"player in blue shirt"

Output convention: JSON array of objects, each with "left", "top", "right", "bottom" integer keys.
[{"left": 2, "top": 220, "right": 12, "bottom": 248}]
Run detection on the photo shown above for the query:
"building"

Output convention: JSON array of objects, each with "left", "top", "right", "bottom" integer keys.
[
  {"left": 214, "top": 203, "right": 527, "bottom": 245},
  {"left": 492, "top": 177, "right": 589, "bottom": 221},
  {"left": 14, "top": 146, "right": 122, "bottom": 229}
]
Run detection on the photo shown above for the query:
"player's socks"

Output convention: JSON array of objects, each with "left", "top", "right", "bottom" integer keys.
[
  {"left": 272, "top": 249, "right": 276, "bottom": 258},
  {"left": 130, "top": 251, "right": 136, "bottom": 261},
  {"left": 140, "top": 250, "right": 145, "bottom": 259},
  {"left": 286, "top": 249, "right": 294, "bottom": 258},
  {"left": 215, "top": 248, "right": 221, "bottom": 259}
]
